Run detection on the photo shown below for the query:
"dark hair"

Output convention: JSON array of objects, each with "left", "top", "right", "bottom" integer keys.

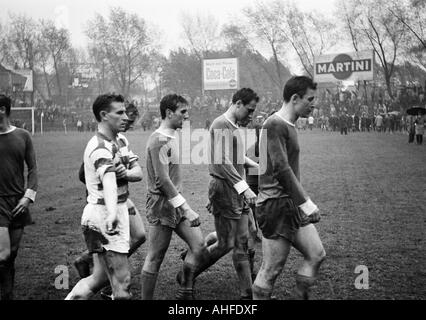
[
  {"left": 92, "top": 94, "right": 125, "bottom": 122},
  {"left": 0, "top": 94, "right": 11, "bottom": 116},
  {"left": 125, "top": 102, "right": 139, "bottom": 120},
  {"left": 232, "top": 88, "right": 259, "bottom": 105},
  {"left": 160, "top": 94, "right": 187, "bottom": 119},
  {"left": 283, "top": 76, "right": 317, "bottom": 103}
]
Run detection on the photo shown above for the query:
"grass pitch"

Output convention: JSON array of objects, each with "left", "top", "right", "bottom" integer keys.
[{"left": 13, "top": 129, "right": 426, "bottom": 300}]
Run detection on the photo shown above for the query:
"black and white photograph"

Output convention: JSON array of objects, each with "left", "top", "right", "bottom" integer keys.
[{"left": 0, "top": 0, "right": 425, "bottom": 304}]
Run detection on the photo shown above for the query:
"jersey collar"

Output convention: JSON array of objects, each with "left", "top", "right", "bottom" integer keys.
[
  {"left": 275, "top": 113, "right": 295, "bottom": 127},
  {"left": 0, "top": 126, "right": 17, "bottom": 135},
  {"left": 223, "top": 114, "right": 239, "bottom": 129},
  {"left": 155, "top": 128, "right": 176, "bottom": 139}
]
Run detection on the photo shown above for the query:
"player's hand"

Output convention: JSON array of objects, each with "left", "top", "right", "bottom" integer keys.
[
  {"left": 182, "top": 208, "right": 201, "bottom": 228},
  {"left": 105, "top": 214, "right": 119, "bottom": 235},
  {"left": 243, "top": 188, "right": 257, "bottom": 205},
  {"left": 300, "top": 208, "right": 321, "bottom": 227},
  {"left": 309, "top": 209, "right": 321, "bottom": 224},
  {"left": 115, "top": 164, "right": 127, "bottom": 180},
  {"left": 12, "top": 197, "right": 31, "bottom": 217}
]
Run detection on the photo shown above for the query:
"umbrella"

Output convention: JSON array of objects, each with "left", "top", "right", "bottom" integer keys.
[{"left": 406, "top": 107, "right": 426, "bottom": 116}]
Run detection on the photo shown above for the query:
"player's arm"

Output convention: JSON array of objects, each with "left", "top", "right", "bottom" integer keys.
[
  {"left": 116, "top": 161, "right": 143, "bottom": 182},
  {"left": 102, "top": 172, "right": 119, "bottom": 234},
  {"left": 78, "top": 162, "right": 86, "bottom": 184},
  {"left": 115, "top": 140, "right": 143, "bottom": 182},
  {"left": 91, "top": 147, "right": 119, "bottom": 234},
  {"left": 150, "top": 144, "right": 200, "bottom": 227},
  {"left": 244, "top": 156, "right": 259, "bottom": 169},
  {"left": 266, "top": 123, "right": 319, "bottom": 218},
  {"left": 210, "top": 128, "right": 256, "bottom": 204},
  {"left": 13, "top": 133, "right": 38, "bottom": 217}
]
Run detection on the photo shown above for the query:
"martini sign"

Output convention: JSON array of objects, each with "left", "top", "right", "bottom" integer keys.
[{"left": 314, "top": 50, "right": 374, "bottom": 83}]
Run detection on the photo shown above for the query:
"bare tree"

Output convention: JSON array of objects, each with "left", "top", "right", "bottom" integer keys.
[
  {"left": 0, "top": 23, "right": 11, "bottom": 65},
  {"left": 180, "top": 12, "right": 223, "bottom": 60},
  {"left": 86, "top": 7, "right": 155, "bottom": 96},
  {"left": 243, "top": 1, "right": 288, "bottom": 87},
  {"left": 341, "top": 0, "right": 408, "bottom": 99},
  {"left": 222, "top": 23, "right": 284, "bottom": 91},
  {"left": 39, "top": 19, "right": 71, "bottom": 97},
  {"left": 7, "top": 14, "right": 40, "bottom": 70},
  {"left": 388, "top": 0, "right": 425, "bottom": 49}
]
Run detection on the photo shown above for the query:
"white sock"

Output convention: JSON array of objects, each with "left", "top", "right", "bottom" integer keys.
[{"left": 65, "top": 279, "right": 95, "bottom": 300}]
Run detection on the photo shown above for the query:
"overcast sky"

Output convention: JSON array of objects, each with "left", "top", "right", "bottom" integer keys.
[{"left": 1, "top": 0, "right": 341, "bottom": 73}]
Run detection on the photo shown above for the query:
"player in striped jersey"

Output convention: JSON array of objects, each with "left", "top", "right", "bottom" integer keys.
[
  {"left": 66, "top": 94, "right": 142, "bottom": 300},
  {"left": 73, "top": 103, "right": 146, "bottom": 292}
]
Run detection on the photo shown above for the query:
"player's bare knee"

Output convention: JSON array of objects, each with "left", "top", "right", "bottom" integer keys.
[
  {"left": 308, "top": 248, "right": 326, "bottom": 266},
  {"left": 190, "top": 242, "right": 207, "bottom": 258},
  {"left": 0, "top": 248, "right": 11, "bottom": 263},
  {"left": 146, "top": 251, "right": 166, "bottom": 269}
]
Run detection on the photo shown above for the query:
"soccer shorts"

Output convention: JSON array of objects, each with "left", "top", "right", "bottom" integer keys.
[
  {"left": 81, "top": 203, "right": 130, "bottom": 254},
  {"left": 207, "top": 177, "right": 250, "bottom": 220},
  {"left": 256, "top": 197, "right": 304, "bottom": 243},
  {"left": 0, "top": 196, "right": 33, "bottom": 230},
  {"left": 146, "top": 193, "right": 184, "bottom": 229}
]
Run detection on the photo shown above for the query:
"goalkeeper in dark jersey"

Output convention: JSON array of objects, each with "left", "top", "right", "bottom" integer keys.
[{"left": 0, "top": 94, "right": 38, "bottom": 300}]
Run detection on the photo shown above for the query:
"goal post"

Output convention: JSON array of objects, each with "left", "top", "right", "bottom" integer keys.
[{"left": 10, "top": 107, "right": 35, "bottom": 135}]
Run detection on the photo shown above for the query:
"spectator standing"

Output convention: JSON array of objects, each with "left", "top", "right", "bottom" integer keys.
[
  {"left": 414, "top": 115, "right": 424, "bottom": 145},
  {"left": 308, "top": 115, "right": 314, "bottom": 130}
]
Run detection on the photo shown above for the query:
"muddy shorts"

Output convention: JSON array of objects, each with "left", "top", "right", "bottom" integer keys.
[
  {"left": 81, "top": 203, "right": 130, "bottom": 254},
  {"left": 256, "top": 197, "right": 304, "bottom": 243},
  {"left": 146, "top": 193, "right": 185, "bottom": 229},
  {"left": 207, "top": 178, "right": 250, "bottom": 220},
  {"left": 0, "top": 196, "right": 33, "bottom": 230}
]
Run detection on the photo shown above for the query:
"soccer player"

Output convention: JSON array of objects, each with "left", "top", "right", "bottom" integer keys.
[
  {"left": 73, "top": 103, "right": 146, "bottom": 299},
  {"left": 178, "top": 88, "right": 259, "bottom": 300},
  {"left": 0, "top": 94, "right": 38, "bottom": 300},
  {"left": 66, "top": 94, "right": 142, "bottom": 300},
  {"left": 74, "top": 102, "right": 145, "bottom": 275},
  {"left": 179, "top": 118, "right": 261, "bottom": 282},
  {"left": 141, "top": 94, "right": 209, "bottom": 300},
  {"left": 252, "top": 76, "right": 325, "bottom": 300}
]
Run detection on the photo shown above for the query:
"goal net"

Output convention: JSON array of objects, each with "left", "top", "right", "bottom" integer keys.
[{"left": 10, "top": 107, "right": 35, "bottom": 135}]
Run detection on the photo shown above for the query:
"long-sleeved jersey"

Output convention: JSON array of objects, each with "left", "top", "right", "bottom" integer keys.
[
  {"left": 0, "top": 126, "right": 38, "bottom": 201},
  {"left": 208, "top": 114, "right": 249, "bottom": 194},
  {"left": 257, "top": 114, "right": 308, "bottom": 206},
  {"left": 146, "top": 129, "right": 186, "bottom": 208}
]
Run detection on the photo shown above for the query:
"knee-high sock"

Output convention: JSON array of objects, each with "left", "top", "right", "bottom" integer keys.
[
  {"left": 65, "top": 278, "right": 95, "bottom": 300},
  {"left": 295, "top": 274, "right": 317, "bottom": 300},
  {"left": 0, "top": 252, "right": 17, "bottom": 300},
  {"left": 232, "top": 252, "right": 252, "bottom": 299},
  {"left": 252, "top": 284, "right": 272, "bottom": 300},
  {"left": 248, "top": 249, "right": 256, "bottom": 276},
  {"left": 179, "top": 262, "right": 196, "bottom": 289},
  {"left": 141, "top": 270, "right": 158, "bottom": 300}
]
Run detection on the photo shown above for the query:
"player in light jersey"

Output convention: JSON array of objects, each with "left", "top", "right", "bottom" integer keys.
[
  {"left": 65, "top": 94, "right": 142, "bottom": 300},
  {"left": 73, "top": 103, "right": 146, "bottom": 288},
  {"left": 141, "top": 94, "right": 210, "bottom": 300}
]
